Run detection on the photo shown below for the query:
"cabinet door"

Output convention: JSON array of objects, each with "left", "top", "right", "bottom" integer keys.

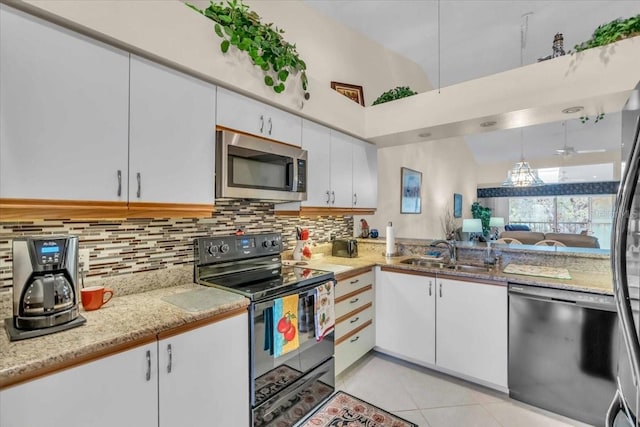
[
  {"left": 0, "top": 343, "right": 158, "bottom": 427},
  {"left": 129, "top": 56, "right": 215, "bottom": 205},
  {"left": 216, "top": 87, "right": 266, "bottom": 137},
  {"left": 351, "top": 138, "right": 378, "bottom": 209},
  {"left": 265, "top": 104, "right": 302, "bottom": 147},
  {"left": 158, "top": 312, "right": 249, "bottom": 427},
  {"left": 329, "top": 131, "right": 354, "bottom": 208},
  {"left": 375, "top": 270, "right": 435, "bottom": 365},
  {"left": 436, "top": 278, "right": 508, "bottom": 388},
  {"left": 0, "top": 5, "right": 129, "bottom": 201},
  {"left": 301, "top": 120, "right": 332, "bottom": 207}
]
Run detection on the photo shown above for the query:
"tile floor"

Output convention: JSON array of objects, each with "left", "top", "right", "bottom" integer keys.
[{"left": 336, "top": 352, "right": 595, "bottom": 427}]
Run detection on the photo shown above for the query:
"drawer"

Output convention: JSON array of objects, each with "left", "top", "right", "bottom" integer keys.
[
  {"left": 335, "top": 287, "right": 373, "bottom": 319},
  {"left": 336, "top": 270, "right": 374, "bottom": 299},
  {"left": 336, "top": 305, "right": 373, "bottom": 338},
  {"left": 335, "top": 323, "right": 375, "bottom": 375}
]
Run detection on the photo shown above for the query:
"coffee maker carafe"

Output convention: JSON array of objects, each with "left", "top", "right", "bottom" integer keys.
[{"left": 7, "top": 236, "right": 85, "bottom": 339}]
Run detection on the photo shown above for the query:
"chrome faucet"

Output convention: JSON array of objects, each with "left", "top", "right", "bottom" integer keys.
[{"left": 430, "top": 240, "right": 457, "bottom": 265}]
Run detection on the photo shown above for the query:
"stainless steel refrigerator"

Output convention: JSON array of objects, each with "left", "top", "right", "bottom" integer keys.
[{"left": 609, "top": 81, "right": 640, "bottom": 427}]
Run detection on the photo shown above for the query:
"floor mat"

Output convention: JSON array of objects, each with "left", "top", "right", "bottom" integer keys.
[{"left": 301, "top": 390, "right": 418, "bottom": 427}]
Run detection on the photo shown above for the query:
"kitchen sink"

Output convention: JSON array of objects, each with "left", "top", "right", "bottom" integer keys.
[
  {"left": 399, "top": 258, "right": 447, "bottom": 269},
  {"left": 400, "top": 258, "right": 491, "bottom": 273},
  {"left": 446, "top": 264, "right": 491, "bottom": 273}
]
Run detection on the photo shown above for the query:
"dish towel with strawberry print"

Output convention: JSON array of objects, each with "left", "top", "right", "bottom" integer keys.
[
  {"left": 273, "top": 294, "right": 299, "bottom": 358},
  {"left": 315, "top": 281, "right": 335, "bottom": 342}
]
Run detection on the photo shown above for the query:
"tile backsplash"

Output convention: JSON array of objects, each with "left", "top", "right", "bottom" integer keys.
[{"left": 0, "top": 200, "right": 353, "bottom": 288}]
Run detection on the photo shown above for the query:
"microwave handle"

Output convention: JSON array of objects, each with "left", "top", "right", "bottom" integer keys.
[{"left": 286, "top": 161, "right": 295, "bottom": 191}]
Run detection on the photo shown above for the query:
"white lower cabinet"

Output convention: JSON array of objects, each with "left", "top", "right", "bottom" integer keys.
[
  {"left": 334, "top": 269, "right": 376, "bottom": 375},
  {"left": 436, "top": 277, "right": 508, "bottom": 388},
  {"left": 158, "top": 312, "right": 249, "bottom": 427},
  {"left": 0, "top": 312, "right": 250, "bottom": 427},
  {"left": 375, "top": 268, "right": 508, "bottom": 389},
  {"left": 375, "top": 270, "right": 435, "bottom": 365},
  {"left": 0, "top": 342, "right": 158, "bottom": 427}
]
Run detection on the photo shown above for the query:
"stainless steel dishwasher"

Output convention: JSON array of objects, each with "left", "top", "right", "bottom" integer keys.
[{"left": 509, "top": 283, "right": 620, "bottom": 427}]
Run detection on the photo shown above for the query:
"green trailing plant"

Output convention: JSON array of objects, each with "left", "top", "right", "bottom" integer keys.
[
  {"left": 372, "top": 86, "right": 417, "bottom": 106},
  {"left": 579, "top": 113, "right": 605, "bottom": 124},
  {"left": 471, "top": 202, "right": 492, "bottom": 237},
  {"left": 187, "top": 0, "right": 308, "bottom": 96},
  {"left": 575, "top": 14, "right": 640, "bottom": 52}
]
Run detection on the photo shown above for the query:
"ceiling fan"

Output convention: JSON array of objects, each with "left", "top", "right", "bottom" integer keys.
[{"left": 554, "top": 121, "right": 606, "bottom": 157}]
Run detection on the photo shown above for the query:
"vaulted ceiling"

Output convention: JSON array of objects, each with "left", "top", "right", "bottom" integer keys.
[{"left": 305, "top": 1, "right": 639, "bottom": 175}]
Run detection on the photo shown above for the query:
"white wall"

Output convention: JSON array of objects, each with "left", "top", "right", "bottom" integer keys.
[
  {"left": 356, "top": 136, "right": 478, "bottom": 240},
  {"left": 187, "top": 0, "right": 431, "bottom": 108}
]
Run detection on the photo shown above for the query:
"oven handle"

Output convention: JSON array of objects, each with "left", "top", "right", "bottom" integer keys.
[{"left": 260, "top": 368, "right": 327, "bottom": 417}]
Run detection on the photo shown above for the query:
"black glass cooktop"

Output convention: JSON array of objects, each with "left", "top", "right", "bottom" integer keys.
[{"left": 198, "top": 265, "right": 334, "bottom": 301}]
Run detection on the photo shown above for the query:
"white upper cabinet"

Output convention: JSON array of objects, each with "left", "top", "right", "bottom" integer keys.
[
  {"left": 329, "top": 130, "right": 354, "bottom": 208},
  {"left": 0, "top": 5, "right": 129, "bottom": 202},
  {"left": 216, "top": 87, "right": 302, "bottom": 147},
  {"left": 0, "top": 343, "right": 158, "bottom": 427},
  {"left": 299, "top": 120, "right": 377, "bottom": 210},
  {"left": 302, "top": 120, "right": 332, "bottom": 206},
  {"left": 129, "top": 56, "right": 216, "bottom": 205},
  {"left": 351, "top": 138, "right": 378, "bottom": 209}
]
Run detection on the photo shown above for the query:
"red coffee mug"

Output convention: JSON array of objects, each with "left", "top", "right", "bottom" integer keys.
[{"left": 81, "top": 286, "right": 114, "bottom": 311}]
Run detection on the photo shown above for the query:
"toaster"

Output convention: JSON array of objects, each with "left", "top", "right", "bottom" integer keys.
[{"left": 332, "top": 239, "right": 358, "bottom": 258}]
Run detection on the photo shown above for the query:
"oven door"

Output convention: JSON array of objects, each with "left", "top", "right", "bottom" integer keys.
[{"left": 250, "top": 280, "right": 335, "bottom": 409}]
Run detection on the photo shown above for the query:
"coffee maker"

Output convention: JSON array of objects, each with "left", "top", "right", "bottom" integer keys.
[{"left": 5, "top": 236, "right": 85, "bottom": 341}]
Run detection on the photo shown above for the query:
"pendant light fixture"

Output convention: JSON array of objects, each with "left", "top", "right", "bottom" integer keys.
[{"left": 502, "top": 13, "right": 544, "bottom": 188}]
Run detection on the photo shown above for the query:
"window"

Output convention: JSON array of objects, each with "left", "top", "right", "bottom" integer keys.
[{"left": 508, "top": 195, "right": 615, "bottom": 249}]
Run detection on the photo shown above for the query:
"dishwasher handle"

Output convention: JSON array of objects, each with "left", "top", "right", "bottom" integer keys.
[{"left": 509, "top": 283, "right": 616, "bottom": 312}]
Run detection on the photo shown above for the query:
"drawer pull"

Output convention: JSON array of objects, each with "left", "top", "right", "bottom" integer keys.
[
  {"left": 349, "top": 297, "right": 359, "bottom": 304},
  {"left": 350, "top": 336, "right": 360, "bottom": 343},
  {"left": 350, "top": 316, "right": 360, "bottom": 324},
  {"left": 350, "top": 279, "right": 360, "bottom": 285}
]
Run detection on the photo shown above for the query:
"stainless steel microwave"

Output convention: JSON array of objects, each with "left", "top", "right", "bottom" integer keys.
[{"left": 215, "top": 128, "right": 307, "bottom": 201}]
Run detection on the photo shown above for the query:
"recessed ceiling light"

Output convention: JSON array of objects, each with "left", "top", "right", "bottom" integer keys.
[
  {"left": 480, "top": 121, "right": 497, "bottom": 128},
  {"left": 418, "top": 132, "right": 431, "bottom": 138},
  {"left": 562, "top": 106, "right": 584, "bottom": 114}
]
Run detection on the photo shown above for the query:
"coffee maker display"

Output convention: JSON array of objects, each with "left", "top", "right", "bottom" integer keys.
[{"left": 5, "top": 236, "right": 86, "bottom": 341}]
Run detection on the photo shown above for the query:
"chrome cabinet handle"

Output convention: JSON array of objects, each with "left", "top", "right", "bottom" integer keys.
[
  {"left": 167, "top": 344, "right": 172, "bottom": 374},
  {"left": 429, "top": 281, "right": 432, "bottom": 296},
  {"left": 145, "top": 350, "right": 151, "bottom": 381},
  {"left": 350, "top": 279, "right": 359, "bottom": 285},
  {"left": 353, "top": 193, "right": 358, "bottom": 205},
  {"left": 350, "top": 316, "right": 360, "bottom": 324},
  {"left": 350, "top": 336, "right": 360, "bottom": 343},
  {"left": 268, "top": 117, "right": 272, "bottom": 135},
  {"left": 326, "top": 191, "right": 331, "bottom": 204},
  {"left": 331, "top": 191, "right": 335, "bottom": 204},
  {"left": 117, "top": 170, "right": 122, "bottom": 197},
  {"left": 439, "top": 283, "right": 443, "bottom": 298},
  {"left": 349, "top": 297, "right": 359, "bottom": 304},
  {"left": 136, "top": 172, "right": 141, "bottom": 198},
  {"left": 259, "top": 115, "right": 264, "bottom": 133}
]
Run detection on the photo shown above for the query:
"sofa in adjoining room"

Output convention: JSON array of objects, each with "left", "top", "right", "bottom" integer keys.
[{"left": 498, "top": 230, "right": 600, "bottom": 248}]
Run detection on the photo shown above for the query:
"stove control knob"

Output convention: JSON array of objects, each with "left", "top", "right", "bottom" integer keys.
[
  {"left": 220, "top": 244, "right": 230, "bottom": 254},
  {"left": 207, "top": 245, "right": 218, "bottom": 255},
  {"left": 262, "top": 241, "right": 270, "bottom": 248},
  {"left": 271, "top": 240, "right": 279, "bottom": 247}
]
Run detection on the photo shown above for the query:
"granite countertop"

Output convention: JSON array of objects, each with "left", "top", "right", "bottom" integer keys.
[
  {"left": 0, "top": 283, "right": 249, "bottom": 389},
  {"left": 308, "top": 253, "right": 613, "bottom": 295}
]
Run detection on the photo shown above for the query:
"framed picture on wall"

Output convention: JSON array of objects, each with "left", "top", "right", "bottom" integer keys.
[
  {"left": 401, "top": 167, "right": 422, "bottom": 214},
  {"left": 330, "top": 81, "right": 365, "bottom": 106},
  {"left": 453, "top": 193, "right": 463, "bottom": 218}
]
